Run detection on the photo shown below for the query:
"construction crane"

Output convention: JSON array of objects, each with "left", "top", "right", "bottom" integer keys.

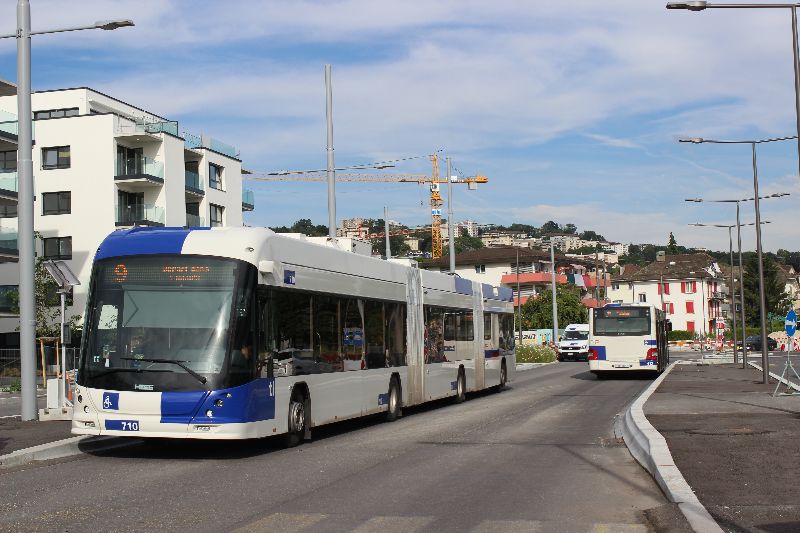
[{"left": 247, "top": 153, "right": 488, "bottom": 259}]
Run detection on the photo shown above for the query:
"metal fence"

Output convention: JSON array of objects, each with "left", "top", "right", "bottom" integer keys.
[{"left": 0, "top": 347, "right": 79, "bottom": 387}]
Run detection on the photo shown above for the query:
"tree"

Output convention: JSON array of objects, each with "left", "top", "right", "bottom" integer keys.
[
  {"left": 269, "top": 218, "right": 328, "bottom": 236},
  {"left": 563, "top": 223, "right": 577, "bottom": 235},
  {"left": 541, "top": 220, "right": 560, "bottom": 234},
  {"left": 519, "top": 285, "right": 587, "bottom": 330},
  {"left": 667, "top": 232, "right": 678, "bottom": 254},
  {"left": 579, "top": 230, "right": 606, "bottom": 242},
  {"left": 454, "top": 232, "right": 484, "bottom": 254},
  {"left": 742, "top": 254, "right": 790, "bottom": 327}
]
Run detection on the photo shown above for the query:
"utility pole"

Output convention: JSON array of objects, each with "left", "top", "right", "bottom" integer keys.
[
  {"left": 516, "top": 247, "right": 523, "bottom": 346},
  {"left": 384, "top": 207, "right": 390, "bottom": 259},
  {"left": 446, "top": 156, "right": 456, "bottom": 273},
  {"left": 324, "top": 64, "right": 336, "bottom": 241},
  {"left": 550, "top": 241, "right": 559, "bottom": 346},
  {"left": 17, "top": 0, "right": 36, "bottom": 421}
]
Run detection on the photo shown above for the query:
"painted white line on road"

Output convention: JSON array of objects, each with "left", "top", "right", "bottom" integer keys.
[{"left": 0, "top": 414, "right": 21, "bottom": 419}]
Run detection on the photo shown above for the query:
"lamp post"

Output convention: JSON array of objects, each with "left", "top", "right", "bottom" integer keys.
[
  {"left": 667, "top": 2, "right": 800, "bottom": 177},
  {"left": 680, "top": 129, "right": 791, "bottom": 385},
  {"left": 688, "top": 220, "right": 772, "bottom": 365},
  {"left": 1, "top": 1, "right": 133, "bottom": 421}
]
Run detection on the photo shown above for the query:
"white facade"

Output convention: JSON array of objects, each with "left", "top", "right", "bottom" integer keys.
[
  {"left": 0, "top": 86, "right": 251, "bottom": 334},
  {"left": 607, "top": 278, "right": 725, "bottom": 335}
]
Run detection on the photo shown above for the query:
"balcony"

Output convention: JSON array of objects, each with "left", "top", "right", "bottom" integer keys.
[
  {"left": 0, "top": 170, "right": 17, "bottom": 201},
  {"left": 183, "top": 131, "right": 239, "bottom": 159},
  {"left": 185, "top": 169, "right": 204, "bottom": 197},
  {"left": 0, "top": 110, "right": 17, "bottom": 143},
  {"left": 186, "top": 213, "right": 206, "bottom": 227},
  {"left": 116, "top": 117, "right": 179, "bottom": 141},
  {"left": 0, "top": 229, "right": 18, "bottom": 261},
  {"left": 115, "top": 204, "right": 164, "bottom": 227},
  {"left": 242, "top": 188, "right": 254, "bottom": 211},
  {"left": 0, "top": 204, "right": 17, "bottom": 218},
  {"left": 115, "top": 155, "right": 164, "bottom": 186}
]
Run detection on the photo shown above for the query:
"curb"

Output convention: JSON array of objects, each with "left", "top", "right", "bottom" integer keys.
[
  {"left": 615, "top": 361, "right": 723, "bottom": 533},
  {"left": 0, "top": 435, "right": 137, "bottom": 470},
  {"left": 515, "top": 361, "right": 558, "bottom": 371},
  {"left": 747, "top": 361, "right": 800, "bottom": 392}
]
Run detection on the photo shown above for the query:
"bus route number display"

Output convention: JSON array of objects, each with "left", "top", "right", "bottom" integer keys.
[
  {"left": 597, "top": 308, "right": 648, "bottom": 319},
  {"left": 104, "top": 259, "right": 236, "bottom": 285}
]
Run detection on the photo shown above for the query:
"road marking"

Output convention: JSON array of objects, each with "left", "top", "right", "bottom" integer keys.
[
  {"left": 0, "top": 414, "right": 21, "bottom": 419},
  {"left": 233, "top": 513, "right": 326, "bottom": 533},
  {"left": 471, "top": 520, "right": 544, "bottom": 532},
  {"left": 351, "top": 516, "right": 434, "bottom": 532}
]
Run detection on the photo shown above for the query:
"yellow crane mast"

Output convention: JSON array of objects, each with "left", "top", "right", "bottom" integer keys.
[{"left": 247, "top": 154, "right": 488, "bottom": 259}]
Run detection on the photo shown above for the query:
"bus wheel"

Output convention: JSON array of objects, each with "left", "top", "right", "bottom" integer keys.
[
  {"left": 284, "top": 389, "right": 306, "bottom": 448},
  {"left": 496, "top": 360, "right": 507, "bottom": 391},
  {"left": 454, "top": 368, "right": 466, "bottom": 403},
  {"left": 385, "top": 377, "right": 402, "bottom": 422}
]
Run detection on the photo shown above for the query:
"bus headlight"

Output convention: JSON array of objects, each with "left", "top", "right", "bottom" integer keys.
[{"left": 214, "top": 399, "right": 224, "bottom": 407}]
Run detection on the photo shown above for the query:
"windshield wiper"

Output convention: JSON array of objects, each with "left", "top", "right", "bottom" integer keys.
[
  {"left": 87, "top": 367, "right": 167, "bottom": 379},
  {"left": 121, "top": 357, "right": 208, "bottom": 385}
]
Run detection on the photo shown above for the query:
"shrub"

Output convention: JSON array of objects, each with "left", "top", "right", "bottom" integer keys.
[
  {"left": 3, "top": 378, "right": 21, "bottom": 392},
  {"left": 516, "top": 344, "right": 557, "bottom": 363},
  {"left": 669, "top": 330, "right": 694, "bottom": 341}
]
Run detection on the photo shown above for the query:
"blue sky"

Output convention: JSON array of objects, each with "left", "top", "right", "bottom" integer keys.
[{"left": 2, "top": 0, "right": 800, "bottom": 252}]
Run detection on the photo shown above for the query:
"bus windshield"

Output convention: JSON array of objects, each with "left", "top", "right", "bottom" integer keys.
[
  {"left": 593, "top": 307, "right": 651, "bottom": 337},
  {"left": 79, "top": 256, "right": 255, "bottom": 392}
]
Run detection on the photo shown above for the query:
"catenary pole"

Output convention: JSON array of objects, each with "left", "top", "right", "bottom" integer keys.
[
  {"left": 516, "top": 248, "right": 522, "bottom": 346},
  {"left": 325, "top": 65, "right": 336, "bottom": 240},
  {"left": 17, "top": 0, "right": 36, "bottom": 421},
  {"left": 792, "top": 6, "right": 800, "bottom": 178},
  {"left": 384, "top": 206, "right": 390, "bottom": 259},
  {"left": 751, "top": 142, "right": 770, "bottom": 383},
  {"left": 728, "top": 226, "right": 739, "bottom": 364},
  {"left": 550, "top": 241, "right": 559, "bottom": 345},
  {"left": 447, "top": 156, "right": 455, "bottom": 273}
]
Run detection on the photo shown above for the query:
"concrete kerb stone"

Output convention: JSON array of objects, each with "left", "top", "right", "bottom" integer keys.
[
  {"left": 0, "top": 435, "right": 137, "bottom": 469},
  {"left": 615, "top": 361, "right": 723, "bottom": 533},
  {"left": 747, "top": 360, "right": 800, "bottom": 392},
  {"left": 515, "top": 361, "right": 557, "bottom": 371}
]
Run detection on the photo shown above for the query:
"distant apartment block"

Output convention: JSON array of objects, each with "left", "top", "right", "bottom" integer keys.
[{"left": 0, "top": 81, "right": 254, "bottom": 335}]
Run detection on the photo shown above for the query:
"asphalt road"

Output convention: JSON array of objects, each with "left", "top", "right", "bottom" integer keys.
[{"left": 0, "top": 364, "right": 672, "bottom": 532}]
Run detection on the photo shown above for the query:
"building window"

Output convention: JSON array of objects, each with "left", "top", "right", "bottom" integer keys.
[
  {"left": 0, "top": 150, "right": 16, "bottom": 171},
  {"left": 612, "top": 283, "right": 620, "bottom": 291},
  {"left": 687, "top": 321, "right": 695, "bottom": 332},
  {"left": 34, "top": 107, "right": 79, "bottom": 120},
  {"left": 638, "top": 293, "right": 646, "bottom": 303},
  {"left": 210, "top": 204, "right": 224, "bottom": 227},
  {"left": 42, "top": 236, "right": 72, "bottom": 260},
  {"left": 686, "top": 301, "right": 695, "bottom": 314},
  {"left": 42, "top": 192, "right": 71, "bottom": 215},
  {"left": 658, "top": 282, "right": 670, "bottom": 295},
  {"left": 663, "top": 302, "right": 674, "bottom": 314},
  {"left": 42, "top": 146, "right": 70, "bottom": 170},
  {"left": 683, "top": 281, "right": 696, "bottom": 294},
  {"left": 475, "top": 264, "right": 485, "bottom": 274},
  {"left": 209, "top": 163, "right": 223, "bottom": 190}
]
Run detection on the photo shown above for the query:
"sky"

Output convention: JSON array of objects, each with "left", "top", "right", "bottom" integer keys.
[{"left": 1, "top": 0, "right": 800, "bottom": 252}]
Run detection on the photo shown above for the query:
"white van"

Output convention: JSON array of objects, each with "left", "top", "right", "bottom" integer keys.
[{"left": 557, "top": 324, "right": 590, "bottom": 361}]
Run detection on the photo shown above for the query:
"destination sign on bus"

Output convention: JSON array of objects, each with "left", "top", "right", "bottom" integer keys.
[
  {"left": 101, "top": 258, "right": 237, "bottom": 286},
  {"left": 595, "top": 307, "right": 649, "bottom": 319}
]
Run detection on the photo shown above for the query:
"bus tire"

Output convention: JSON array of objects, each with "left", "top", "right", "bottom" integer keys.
[
  {"left": 496, "top": 359, "right": 507, "bottom": 391},
  {"left": 385, "top": 377, "right": 402, "bottom": 422},
  {"left": 284, "top": 389, "right": 306, "bottom": 448},
  {"left": 454, "top": 368, "right": 466, "bottom": 403}
]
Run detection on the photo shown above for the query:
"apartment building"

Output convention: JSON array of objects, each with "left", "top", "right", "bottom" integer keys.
[
  {"left": 0, "top": 81, "right": 254, "bottom": 335},
  {"left": 608, "top": 253, "right": 726, "bottom": 336}
]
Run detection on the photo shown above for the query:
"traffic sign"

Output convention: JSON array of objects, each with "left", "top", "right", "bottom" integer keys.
[{"left": 785, "top": 309, "right": 797, "bottom": 337}]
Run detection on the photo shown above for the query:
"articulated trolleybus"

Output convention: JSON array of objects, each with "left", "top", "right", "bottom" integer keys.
[
  {"left": 588, "top": 303, "right": 669, "bottom": 378},
  {"left": 73, "top": 227, "right": 515, "bottom": 444}
]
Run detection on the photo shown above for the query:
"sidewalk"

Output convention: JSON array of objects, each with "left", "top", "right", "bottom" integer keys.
[
  {"left": 0, "top": 417, "right": 73, "bottom": 456},
  {"left": 644, "top": 363, "right": 800, "bottom": 531}
]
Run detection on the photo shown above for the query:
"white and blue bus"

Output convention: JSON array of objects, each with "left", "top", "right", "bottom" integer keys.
[
  {"left": 73, "top": 227, "right": 515, "bottom": 444},
  {"left": 588, "top": 303, "right": 669, "bottom": 378}
]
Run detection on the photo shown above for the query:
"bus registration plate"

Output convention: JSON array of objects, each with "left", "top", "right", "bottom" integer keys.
[
  {"left": 105, "top": 420, "right": 140, "bottom": 431},
  {"left": 612, "top": 363, "right": 632, "bottom": 369}
]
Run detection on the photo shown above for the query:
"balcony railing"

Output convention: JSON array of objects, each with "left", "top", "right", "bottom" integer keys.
[
  {"left": 0, "top": 204, "right": 17, "bottom": 218},
  {"left": 115, "top": 155, "right": 164, "bottom": 181},
  {"left": 185, "top": 169, "right": 203, "bottom": 192},
  {"left": 116, "top": 204, "right": 165, "bottom": 226},
  {"left": 186, "top": 213, "right": 205, "bottom": 227},
  {"left": 117, "top": 117, "right": 178, "bottom": 137},
  {"left": 0, "top": 170, "right": 17, "bottom": 193},
  {"left": 242, "top": 188, "right": 254, "bottom": 210},
  {"left": 0, "top": 229, "right": 18, "bottom": 252},
  {"left": 182, "top": 131, "right": 239, "bottom": 159}
]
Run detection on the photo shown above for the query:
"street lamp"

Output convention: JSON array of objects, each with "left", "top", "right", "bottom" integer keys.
[
  {"left": 688, "top": 220, "right": 771, "bottom": 366},
  {"left": 668, "top": 2, "right": 800, "bottom": 177},
  {"left": 1, "top": 1, "right": 133, "bottom": 421},
  {"left": 680, "top": 130, "right": 791, "bottom": 385}
]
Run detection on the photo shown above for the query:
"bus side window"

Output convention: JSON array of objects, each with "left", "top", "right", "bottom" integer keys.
[
  {"left": 483, "top": 313, "right": 492, "bottom": 341},
  {"left": 365, "top": 300, "right": 385, "bottom": 369},
  {"left": 342, "top": 298, "right": 364, "bottom": 371},
  {"left": 313, "top": 294, "right": 341, "bottom": 373},
  {"left": 386, "top": 302, "right": 406, "bottom": 367}
]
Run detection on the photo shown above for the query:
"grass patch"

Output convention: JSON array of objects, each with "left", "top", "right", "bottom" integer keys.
[{"left": 516, "top": 344, "right": 557, "bottom": 364}]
